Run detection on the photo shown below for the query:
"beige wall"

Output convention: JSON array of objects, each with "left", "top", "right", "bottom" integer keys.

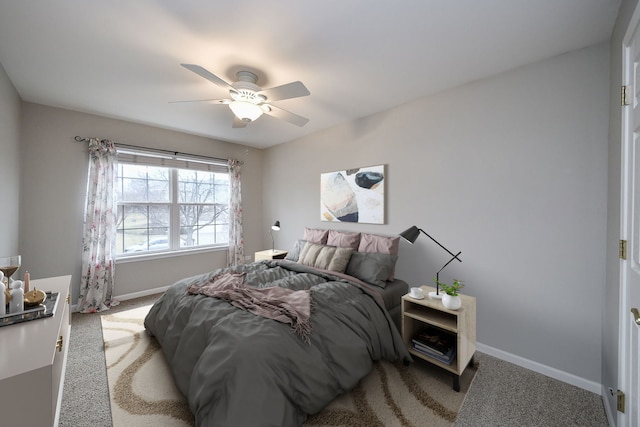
[
  {"left": 263, "top": 43, "right": 610, "bottom": 389},
  {"left": 18, "top": 103, "right": 264, "bottom": 301},
  {"left": 0, "top": 62, "right": 21, "bottom": 256}
]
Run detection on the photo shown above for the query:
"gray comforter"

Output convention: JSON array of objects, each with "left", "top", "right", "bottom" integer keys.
[{"left": 144, "top": 260, "right": 411, "bottom": 427}]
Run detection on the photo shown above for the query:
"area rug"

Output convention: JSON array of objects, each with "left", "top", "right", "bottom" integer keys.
[{"left": 101, "top": 305, "right": 477, "bottom": 427}]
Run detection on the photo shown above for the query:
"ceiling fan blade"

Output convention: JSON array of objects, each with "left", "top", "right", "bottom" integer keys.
[
  {"left": 169, "top": 98, "right": 232, "bottom": 104},
  {"left": 258, "top": 81, "right": 310, "bottom": 102},
  {"left": 232, "top": 116, "right": 249, "bottom": 128},
  {"left": 180, "top": 64, "right": 235, "bottom": 92},
  {"left": 263, "top": 104, "right": 309, "bottom": 127}
]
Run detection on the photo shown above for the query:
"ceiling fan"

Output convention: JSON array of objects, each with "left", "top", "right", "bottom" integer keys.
[{"left": 175, "top": 64, "right": 310, "bottom": 128}]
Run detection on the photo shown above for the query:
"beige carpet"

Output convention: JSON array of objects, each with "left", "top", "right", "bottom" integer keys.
[{"left": 102, "top": 305, "right": 477, "bottom": 427}]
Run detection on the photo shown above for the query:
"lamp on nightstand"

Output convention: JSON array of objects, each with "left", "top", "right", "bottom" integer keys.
[
  {"left": 399, "top": 225, "right": 462, "bottom": 299},
  {"left": 270, "top": 221, "right": 281, "bottom": 252}
]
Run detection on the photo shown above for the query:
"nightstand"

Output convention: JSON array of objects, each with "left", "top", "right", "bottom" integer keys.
[
  {"left": 401, "top": 285, "right": 476, "bottom": 391},
  {"left": 254, "top": 249, "right": 288, "bottom": 261}
]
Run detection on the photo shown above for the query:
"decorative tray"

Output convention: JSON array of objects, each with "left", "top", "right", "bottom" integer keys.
[{"left": 0, "top": 291, "right": 59, "bottom": 327}]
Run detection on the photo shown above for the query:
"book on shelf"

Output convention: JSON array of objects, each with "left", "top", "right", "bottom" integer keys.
[
  {"left": 412, "top": 338, "right": 446, "bottom": 355},
  {"left": 412, "top": 341, "right": 450, "bottom": 357},
  {"left": 412, "top": 342, "right": 456, "bottom": 364},
  {"left": 412, "top": 326, "right": 456, "bottom": 355}
]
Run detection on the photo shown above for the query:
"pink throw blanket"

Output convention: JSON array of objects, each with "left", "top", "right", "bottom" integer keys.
[{"left": 187, "top": 272, "right": 313, "bottom": 342}]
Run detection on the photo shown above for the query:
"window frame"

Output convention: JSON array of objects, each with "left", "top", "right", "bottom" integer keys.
[{"left": 115, "top": 146, "right": 230, "bottom": 260}]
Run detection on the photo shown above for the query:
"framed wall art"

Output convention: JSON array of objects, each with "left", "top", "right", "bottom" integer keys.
[{"left": 320, "top": 164, "right": 385, "bottom": 224}]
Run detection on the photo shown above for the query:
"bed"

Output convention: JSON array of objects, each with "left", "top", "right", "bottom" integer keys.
[{"left": 144, "top": 229, "right": 412, "bottom": 427}]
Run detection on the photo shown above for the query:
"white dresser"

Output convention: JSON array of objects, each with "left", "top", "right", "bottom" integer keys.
[{"left": 0, "top": 275, "right": 71, "bottom": 427}]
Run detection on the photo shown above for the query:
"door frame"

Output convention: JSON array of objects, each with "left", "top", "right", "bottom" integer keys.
[{"left": 619, "top": 4, "right": 640, "bottom": 425}]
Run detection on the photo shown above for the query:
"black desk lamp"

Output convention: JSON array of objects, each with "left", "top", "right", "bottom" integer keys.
[
  {"left": 270, "top": 221, "right": 281, "bottom": 252},
  {"left": 399, "top": 225, "right": 462, "bottom": 299}
]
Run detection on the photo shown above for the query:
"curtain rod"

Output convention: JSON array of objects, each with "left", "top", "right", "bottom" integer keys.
[{"left": 73, "top": 136, "right": 239, "bottom": 164}]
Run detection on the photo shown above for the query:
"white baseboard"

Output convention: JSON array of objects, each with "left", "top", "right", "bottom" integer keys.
[
  {"left": 113, "top": 286, "right": 170, "bottom": 302},
  {"left": 71, "top": 285, "right": 170, "bottom": 313},
  {"left": 476, "top": 342, "right": 601, "bottom": 394}
]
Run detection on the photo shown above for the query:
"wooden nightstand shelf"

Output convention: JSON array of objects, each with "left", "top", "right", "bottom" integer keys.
[
  {"left": 401, "top": 285, "right": 476, "bottom": 391},
  {"left": 254, "top": 249, "right": 288, "bottom": 261}
]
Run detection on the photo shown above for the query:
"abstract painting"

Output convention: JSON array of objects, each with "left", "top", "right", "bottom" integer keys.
[{"left": 320, "top": 164, "right": 385, "bottom": 224}]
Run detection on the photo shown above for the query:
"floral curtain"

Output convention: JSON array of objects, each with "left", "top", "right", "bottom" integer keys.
[
  {"left": 77, "top": 138, "right": 118, "bottom": 313},
  {"left": 227, "top": 159, "right": 245, "bottom": 267}
]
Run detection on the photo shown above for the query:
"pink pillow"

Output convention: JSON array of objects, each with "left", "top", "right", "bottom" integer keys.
[
  {"left": 303, "top": 227, "right": 329, "bottom": 245},
  {"left": 327, "top": 230, "right": 361, "bottom": 249},
  {"left": 358, "top": 233, "right": 400, "bottom": 280}
]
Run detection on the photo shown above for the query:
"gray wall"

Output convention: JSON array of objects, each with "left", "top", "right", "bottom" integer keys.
[
  {"left": 18, "top": 103, "right": 264, "bottom": 302},
  {"left": 603, "top": 0, "right": 639, "bottom": 421},
  {"left": 0, "top": 62, "right": 21, "bottom": 256},
  {"left": 263, "top": 43, "right": 610, "bottom": 388}
]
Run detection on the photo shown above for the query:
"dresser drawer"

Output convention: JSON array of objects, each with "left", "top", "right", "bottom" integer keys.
[
  {"left": 0, "top": 275, "right": 72, "bottom": 427},
  {"left": 51, "top": 284, "right": 70, "bottom": 424}
]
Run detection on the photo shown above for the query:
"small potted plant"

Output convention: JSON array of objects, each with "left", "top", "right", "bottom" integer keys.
[{"left": 433, "top": 278, "right": 464, "bottom": 310}]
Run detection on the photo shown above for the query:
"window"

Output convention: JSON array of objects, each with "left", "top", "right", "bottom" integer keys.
[{"left": 115, "top": 148, "right": 229, "bottom": 256}]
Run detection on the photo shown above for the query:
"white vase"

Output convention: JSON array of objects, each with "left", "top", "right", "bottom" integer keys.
[{"left": 442, "top": 294, "right": 462, "bottom": 310}]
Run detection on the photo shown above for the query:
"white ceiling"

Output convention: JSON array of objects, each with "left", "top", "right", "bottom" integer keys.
[{"left": 0, "top": 1, "right": 621, "bottom": 149}]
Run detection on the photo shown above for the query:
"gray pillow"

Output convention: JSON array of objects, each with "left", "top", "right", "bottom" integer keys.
[
  {"left": 345, "top": 252, "right": 398, "bottom": 288},
  {"left": 285, "top": 239, "right": 307, "bottom": 262}
]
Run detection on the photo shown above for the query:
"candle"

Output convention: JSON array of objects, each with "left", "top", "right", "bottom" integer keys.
[{"left": 24, "top": 271, "right": 30, "bottom": 293}]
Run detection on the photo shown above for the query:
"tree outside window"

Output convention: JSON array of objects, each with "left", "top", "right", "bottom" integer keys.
[{"left": 116, "top": 162, "right": 229, "bottom": 255}]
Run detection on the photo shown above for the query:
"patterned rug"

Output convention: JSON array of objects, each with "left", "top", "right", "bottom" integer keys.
[{"left": 101, "top": 305, "right": 477, "bottom": 427}]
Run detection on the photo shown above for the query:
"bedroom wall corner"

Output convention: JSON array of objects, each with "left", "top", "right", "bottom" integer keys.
[{"left": 0, "top": 60, "right": 21, "bottom": 256}]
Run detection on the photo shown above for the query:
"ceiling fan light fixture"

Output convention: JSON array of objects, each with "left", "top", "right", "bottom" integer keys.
[
  {"left": 178, "top": 64, "right": 310, "bottom": 127},
  {"left": 229, "top": 101, "right": 264, "bottom": 122}
]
